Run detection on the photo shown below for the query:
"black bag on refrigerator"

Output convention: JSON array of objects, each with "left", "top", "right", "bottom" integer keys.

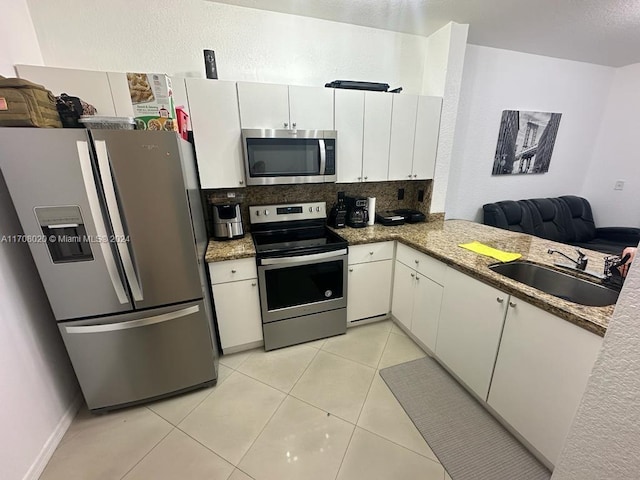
[{"left": 55, "top": 93, "right": 97, "bottom": 128}]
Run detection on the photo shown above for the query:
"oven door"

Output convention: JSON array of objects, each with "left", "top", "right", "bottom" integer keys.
[
  {"left": 242, "top": 129, "right": 336, "bottom": 185},
  {"left": 257, "top": 249, "right": 347, "bottom": 323}
]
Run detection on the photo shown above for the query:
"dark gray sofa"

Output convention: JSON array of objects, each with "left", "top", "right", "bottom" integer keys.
[{"left": 482, "top": 195, "right": 640, "bottom": 255}]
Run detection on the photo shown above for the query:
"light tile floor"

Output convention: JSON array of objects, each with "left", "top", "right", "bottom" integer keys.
[{"left": 40, "top": 320, "right": 451, "bottom": 480}]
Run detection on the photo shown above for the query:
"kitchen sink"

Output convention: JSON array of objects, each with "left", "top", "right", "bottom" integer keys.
[{"left": 489, "top": 261, "right": 619, "bottom": 307}]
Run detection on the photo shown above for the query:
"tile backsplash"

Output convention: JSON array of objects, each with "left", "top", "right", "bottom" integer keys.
[{"left": 204, "top": 180, "right": 432, "bottom": 233}]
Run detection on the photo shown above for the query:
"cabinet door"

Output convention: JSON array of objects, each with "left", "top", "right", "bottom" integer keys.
[
  {"left": 411, "top": 274, "right": 443, "bottom": 353},
  {"left": 487, "top": 300, "right": 602, "bottom": 466},
  {"left": 391, "top": 261, "right": 415, "bottom": 331},
  {"left": 16, "top": 65, "right": 117, "bottom": 116},
  {"left": 347, "top": 260, "right": 392, "bottom": 323},
  {"left": 388, "top": 94, "right": 418, "bottom": 181},
  {"left": 212, "top": 279, "right": 263, "bottom": 352},
  {"left": 289, "top": 85, "right": 334, "bottom": 130},
  {"left": 335, "top": 89, "right": 364, "bottom": 183},
  {"left": 186, "top": 79, "right": 245, "bottom": 188},
  {"left": 436, "top": 267, "right": 508, "bottom": 400},
  {"left": 237, "top": 82, "right": 289, "bottom": 129},
  {"left": 362, "top": 91, "right": 392, "bottom": 182},
  {"left": 412, "top": 96, "right": 442, "bottom": 180}
]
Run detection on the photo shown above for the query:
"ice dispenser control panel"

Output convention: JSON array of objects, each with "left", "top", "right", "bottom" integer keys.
[{"left": 35, "top": 206, "right": 93, "bottom": 263}]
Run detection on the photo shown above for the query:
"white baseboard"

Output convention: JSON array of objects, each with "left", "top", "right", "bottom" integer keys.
[{"left": 23, "top": 391, "right": 83, "bottom": 480}]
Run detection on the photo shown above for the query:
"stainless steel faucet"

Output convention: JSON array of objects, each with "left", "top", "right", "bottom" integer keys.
[{"left": 548, "top": 248, "right": 588, "bottom": 271}]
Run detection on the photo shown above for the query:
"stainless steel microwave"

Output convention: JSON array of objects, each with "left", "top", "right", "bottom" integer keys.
[{"left": 242, "top": 129, "right": 337, "bottom": 186}]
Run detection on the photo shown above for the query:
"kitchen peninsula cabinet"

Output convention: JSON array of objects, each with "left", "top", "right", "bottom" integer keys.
[
  {"left": 347, "top": 242, "right": 394, "bottom": 325},
  {"left": 435, "top": 267, "right": 508, "bottom": 400},
  {"left": 392, "top": 243, "right": 446, "bottom": 352},
  {"left": 209, "top": 258, "right": 263, "bottom": 353},
  {"left": 487, "top": 300, "right": 602, "bottom": 466},
  {"left": 237, "top": 82, "right": 333, "bottom": 130},
  {"left": 186, "top": 79, "right": 245, "bottom": 188}
]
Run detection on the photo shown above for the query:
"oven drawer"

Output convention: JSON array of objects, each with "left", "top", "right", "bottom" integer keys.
[
  {"left": 348, "top": 241, "right": 394, "bottom": 264},
  {"left": 209, "top": 257, "right": 257, "bottom": 284}
]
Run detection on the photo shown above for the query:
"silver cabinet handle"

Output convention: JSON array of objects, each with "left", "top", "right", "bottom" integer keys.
[
  {"left": 410, "top": 273, "right": 415, "bottom": 277},
  {"left": 239, "top": 180, "right": 244, "bottom": 185},
  {"left": 77, "top": 141, "right": 128, "bottom": 305},
  {"left": 408, "top": 174, "right": 412, "bottom": 178},
  {"left": 231, "top": 269, "right": 237, "bottom": 273},
  {"left": 95, "top": 140, "right": 143, "bottom": 302},
  {"left": 292, "top": 122, "right": 297, "bottom": 129},
  {"left": 357, "top": 176, "right": 362, "bottom": 180},
  {"left": 284, "top": 122, "right": 288, "bottom": 128},
  {"left": 416, "top": 275, "right": 420, "bottom": 281},
  {"left": 413, "top": 174, "right": 417, "bottom": 178},
  {"left": 496, "top": 297, "right": 504, "bottom": 303},
  {"left": 364, "top": 176, "right": 368, "bottom": 180},
  {"left": 509, "top": 301, "right": 517, "bottom": 308},
  {"left": 369, "top": 251, "right": 374, "bottom": 255},
  {"left": 349, "top": 268, "right": 354, "bottom": 272},
  {"left": 414, "top": 259, "right": 419, "bottom": 264},
  {"left": 251, "top": 282, "right": 256, "bottom": 286},
  {"left": 65, "top": 305, "right": 199, "bottom": 334}
]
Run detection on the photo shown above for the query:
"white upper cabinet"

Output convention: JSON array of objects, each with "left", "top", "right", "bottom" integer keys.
[
  {"left": 335, "top": 89, "right": 365, "bottom": 183},
  {"left": 186, "top": 79, "right": 245, "bottom": 188},
  {"left": 237, "top": 82, "right": 290, "bottom": 129},
  {"left": 388, "top": 94, "right": 419, "bottom": 181},
  {"left": 412, "top": 96, "right": 442, "bottom": 180},
  {"left": 15, "top": 65, "right": 117, "bottom": 116},
  {"left": 237, "top": 82, "right": 333, "bottom": 130},
  {"left": 288, "top": 85, "right": 334, "bottom": 130},
  {"left": 362, "top": 91, "right": 392, "bottom": 182}
]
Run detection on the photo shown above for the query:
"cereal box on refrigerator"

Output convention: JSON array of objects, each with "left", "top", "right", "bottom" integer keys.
[{"left": 126, "top": 73, "right": 177, "bottom": 131}]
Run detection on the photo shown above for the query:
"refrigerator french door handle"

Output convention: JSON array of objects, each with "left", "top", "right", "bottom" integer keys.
[
  {"left": 319, "top": 139, "right": 327, "bottom": 175},
  {"left": 94, "top": 140, "right": 144, "bottom": 302},
  {"left": 64, "top": 305, "right": 200, "bottom": 334},
  {"left": 76, "top": 141, "right": 129, "bottom": 304}
]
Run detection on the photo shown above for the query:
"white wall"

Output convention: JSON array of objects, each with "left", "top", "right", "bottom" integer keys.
[
  {"left": 0, "top": 177, "right": 78, "bottom": 480},
  {"left": 26, "top": 0, "right": 427, "bottom": 92},
  {"left": 551, "top": 250, "right": 640, "bottom": 479},
  {"left": 445, "top": 45, "right": 615, "bottom": 222},
  {"left": 580, "top": 63, "right": 640, "bottom": 228},
  {"left": 0, "top": 0, "right": 43, "bottom": 76}
]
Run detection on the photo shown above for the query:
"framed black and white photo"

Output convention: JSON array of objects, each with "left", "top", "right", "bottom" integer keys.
[{"left": 492, "top": 110, "right": 562, "bottom": 175}]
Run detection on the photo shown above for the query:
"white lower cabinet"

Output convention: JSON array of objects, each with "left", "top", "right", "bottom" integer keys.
[
  {"left": 347, "top": 242, "right": 394, "bottom": 325},
  {"left": 209, "top": 258, "right": 263, "bottom": 353},
  {"left": 435, "top": 267, "right": 508, "bottom": 400},
  {"left": 487, "top": 300, "right": 602, "bottom": 467},
  {"left": 391, "top": 244, "right": 445, "bottom": 352}
]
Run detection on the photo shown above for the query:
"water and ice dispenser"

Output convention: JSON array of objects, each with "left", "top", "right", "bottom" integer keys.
[{"left": 35, "top": 206, "right": 93, "bottom": 263}]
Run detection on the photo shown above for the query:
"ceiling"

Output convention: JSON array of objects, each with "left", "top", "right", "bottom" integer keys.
[{"left": 212, "top": 0, "right": 640, "bottom": 67}]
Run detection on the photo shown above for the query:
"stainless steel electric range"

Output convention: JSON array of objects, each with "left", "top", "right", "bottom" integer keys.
[{"left": 250, "top": 202, "right": 348, "bottom": 350}]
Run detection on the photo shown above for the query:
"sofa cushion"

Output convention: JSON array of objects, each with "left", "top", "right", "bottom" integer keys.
[
  {"left": 559, "top": 195, "right": 597, "bottom": 242},
  {"left": 482, "top": 200, "right": 536, "bottom": 234},
  {"left": 526, "top": 198, "right": 572, "bottom": 243}
]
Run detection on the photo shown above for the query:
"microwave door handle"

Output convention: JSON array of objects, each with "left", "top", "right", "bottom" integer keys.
[
  {"left": 76, "top": 141, "right": 128, "bottom": 304},
  {"left": 94, "top": 140, "right": 144, "bottom": 302},
  {"left": 319, "top": 139, "right": 327, "bottom": 175}
]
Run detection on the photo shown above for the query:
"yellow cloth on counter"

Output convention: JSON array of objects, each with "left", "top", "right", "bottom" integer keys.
[{"left": 458, "top": 241, "right": 521, "bottom": 263}]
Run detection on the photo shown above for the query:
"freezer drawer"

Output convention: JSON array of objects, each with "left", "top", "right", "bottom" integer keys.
[{"left": 59, "top": 300, "right": 217, "bottom": 411}]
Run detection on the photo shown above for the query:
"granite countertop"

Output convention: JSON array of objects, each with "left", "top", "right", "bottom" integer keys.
[
  {"left": 335, "top": 220, "right": 614, "bottom": 337},
  {"left": 205, "top": 220, "right": 616, "bottom": 336}
]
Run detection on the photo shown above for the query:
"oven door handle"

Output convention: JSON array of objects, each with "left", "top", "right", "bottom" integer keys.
[
  {"left": 260, "top": 248, "right": 347, "bottom": 266},
  {"left": 319, "top": 139, "right": 326, "bottom": 175}
]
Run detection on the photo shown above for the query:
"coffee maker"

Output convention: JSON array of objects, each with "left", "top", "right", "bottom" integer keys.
[
  {"left": 211, "top": 203, "right": 244, "bottom": 240},
  {"left": 328, "top": 192, "right": 348, "bottom": 228},
  {"left": 345, "top": 196, "right": 369, "bottom": 228}
]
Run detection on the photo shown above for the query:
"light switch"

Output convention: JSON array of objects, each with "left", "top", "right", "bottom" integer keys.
[{"left": 614, "top": 180, "right": 625, "bottom": 191}]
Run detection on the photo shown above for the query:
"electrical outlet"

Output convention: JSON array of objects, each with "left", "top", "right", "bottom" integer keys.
[
  {"left": 227, "top": 192, "right": 236, "bottom": 198},
  {"left": 614, "top": 180, "right": 625, "bottom": 191},
  {"left": 398, "top": 188, "right": 405, "bottom": 200}
]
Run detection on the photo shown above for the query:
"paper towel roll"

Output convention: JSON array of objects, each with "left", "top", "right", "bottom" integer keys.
[{"left": 367, "top": 197, "right": 376, "bottom": 225}]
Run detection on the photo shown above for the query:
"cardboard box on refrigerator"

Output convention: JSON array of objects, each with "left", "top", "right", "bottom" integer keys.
[{"left": 126, "top": 72, "right": 177, "bottom": 131}]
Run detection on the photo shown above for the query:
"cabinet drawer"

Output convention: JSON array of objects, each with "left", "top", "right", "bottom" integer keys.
[
  {"left": 209, "top": 257, "right": 257, "bottom": 284},
  {"left": 396, "top": 242, "right": 446, "bottom": 284},
  {"left": 348, "top": 241, "right": 394, "bottom": 264}
]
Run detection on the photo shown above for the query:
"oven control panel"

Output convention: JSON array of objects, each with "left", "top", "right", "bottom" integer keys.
[{"left": 250, "top": 202, "right": 326, "bottom": 224}]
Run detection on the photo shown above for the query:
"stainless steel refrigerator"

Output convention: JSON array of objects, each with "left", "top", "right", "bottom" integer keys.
[{"left": 0, "top": 128, "right": 218, "bottom": 412}]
